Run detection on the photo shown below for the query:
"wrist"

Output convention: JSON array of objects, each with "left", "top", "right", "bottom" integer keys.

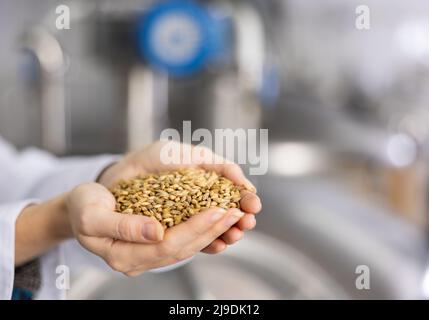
[
  {"left": 49, "top": 193, "right": 74, "bottom": 240},
  {"left": 22, "top": 194, "right": 73, "bottom": 240},
  {"left": 15, "top": 194, "right": 73, "bottom": 266}
]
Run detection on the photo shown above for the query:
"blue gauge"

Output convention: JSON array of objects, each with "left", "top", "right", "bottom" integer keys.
[{"left": 136, "top": 0, "right": 229, "bottom": 76}]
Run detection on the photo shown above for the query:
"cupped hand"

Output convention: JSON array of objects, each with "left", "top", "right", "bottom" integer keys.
[
  {"left": 98, "top": 140, "right": 262, "bottom": 254},
  {"left": 66, "top": 183, "right": 247, "bottom": 276}
]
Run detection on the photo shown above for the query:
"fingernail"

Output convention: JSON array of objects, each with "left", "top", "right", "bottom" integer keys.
[
  {"left": 142, "top": 223, "right": 158, "bottom": 241},
  {"left": 211, "top": 208, "right": 227, "bottom": 222},
  {"left": 225, "top": 209, "right": 245, "bottom": 226}
]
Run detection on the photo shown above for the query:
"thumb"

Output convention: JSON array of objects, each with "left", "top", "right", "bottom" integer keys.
[{"left": 93, "top": 210, "right": 165, "bottom": 243}]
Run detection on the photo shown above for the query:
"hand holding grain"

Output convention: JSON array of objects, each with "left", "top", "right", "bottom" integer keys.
[
  {"left": 98, "top": 140, "right": 262, "bottom": 254},
  {"left": 66, "top": 183, "right": 246, "bottom": 276},
  {"left": 111, "top": 168, "right": 252, "bottom": 229}
]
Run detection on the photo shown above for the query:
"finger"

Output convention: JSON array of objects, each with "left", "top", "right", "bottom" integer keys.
[
  {"left": 239, "top": 190, "right": 262, "bottom": 214},
  {"left": 78, "top": 236, "right": 153, "bottom": 275},
  {"left": 97, "top": 207, "right": 232, "bottom": 271},
  {"left": 183, "top": 208, "right": 245, "bottom": 255},
  {"left": 88, "top": 210, "right": 164, "bottom": 243},
  {"left": 202, "top": 239, "right": 227, "bottom": 254},
  {"left": 156, "top": 208, "right": 245, "bottom": 265},
  {"left": 236, "top": 214, "right": 257, "bottom": 231},
  {"left": 140, "top": 141, "right": 257, "bottom": 191},
  {"left": 190, "top": 145, "right": 255, "bottom": 191},
  {"left": 77, "top": 234, "right": 113, "bottom": 259},
  {"left": 163, "top": 207, "right": 228, "bottom": 248},
  {"left": 220, "top": 227, "right": 244, "bottom": 245},
  {"left": 201, "top": 161, "right": 254, "bottom": 191}
]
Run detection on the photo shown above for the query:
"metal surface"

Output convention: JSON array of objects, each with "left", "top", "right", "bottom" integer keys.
[
  {"left": 1, "top": 0, "right": 429, "bottom": 299},
  {"left": 20, "top": 28, "right": 67, "bottom": 154},
  {"left": 68, "top": 174, "right": 427, "bottom": 300},
  {"left": 256, "top": 174, "right": 427, "bottom": 299},
  {"left": 69, "top": 232, "right": 349, "bottom": 300}
]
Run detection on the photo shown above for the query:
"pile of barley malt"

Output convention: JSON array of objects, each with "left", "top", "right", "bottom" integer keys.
[{"left": 111, "top": 168, "right": 248, "bottom": 229}]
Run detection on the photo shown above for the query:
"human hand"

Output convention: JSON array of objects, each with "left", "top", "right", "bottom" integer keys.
[
  {"left": 98, "top": 140, "right": 262, "bottom": 254},
  {"left": 66, "top": 183, "right": 246, "bottom": 276}
]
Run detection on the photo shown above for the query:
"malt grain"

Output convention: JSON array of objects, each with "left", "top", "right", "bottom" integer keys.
[{"left": 111, "top": 168, "right": 253, "bottom": 229}]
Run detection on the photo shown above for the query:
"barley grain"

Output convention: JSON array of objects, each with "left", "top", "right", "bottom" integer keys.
[{"left": 110, "top": 168, "right": 254, "bottom": 229}]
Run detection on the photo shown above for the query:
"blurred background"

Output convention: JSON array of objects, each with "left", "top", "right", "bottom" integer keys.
[{"left": 2, "top": 0, "right": 429, "bottom": 299}]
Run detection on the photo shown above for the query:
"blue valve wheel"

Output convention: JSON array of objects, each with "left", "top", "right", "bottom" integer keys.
[{"left": 137, "top": 1, "right": 217, "bottom": 76}]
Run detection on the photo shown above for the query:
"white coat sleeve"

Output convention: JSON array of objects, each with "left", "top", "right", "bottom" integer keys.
[
  {"left": 0, "top": 136, "right": 119, "bottom": 202},
  {"left": 0, "top": 200, "right": 40, "bottom": 300},
  {"left": 0, "top": 137, "right": 189, "bottom": 300},
  {"left": 0, "top": 137, "right": 118, "bottom": 299}
]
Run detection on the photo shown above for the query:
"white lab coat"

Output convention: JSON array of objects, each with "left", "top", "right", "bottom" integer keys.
[
  {"left": 0, "top": 136, "right": 191, "bottom": 300},
  {"left": 0, "top": 136, "right": 118, "bottom": 299}
]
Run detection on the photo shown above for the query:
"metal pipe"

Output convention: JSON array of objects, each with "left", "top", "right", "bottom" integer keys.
[{"left": 21, "top": 27, "right": 67, "bottom": 154}]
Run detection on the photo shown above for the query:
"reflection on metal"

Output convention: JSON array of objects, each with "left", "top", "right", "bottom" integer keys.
[
  {"left": 185, "top": 232, "right": 349, "bottom": 299},
  {"left": 21, "top": 27, "right": 67, "bottom": 154},
  {"left": 68, "top": 232, "right": 349, "bottom": 300},
  {"left": 386, "top": 133, "right": 418, "bottom": 168},
  {"left": 421, "top": 265, "right": 429, "bottom": 298},
  {"left": 269, "top": 131, "right": 419, "bottom": 175},
  {"left": 127, "top": 66, "right": 169, "bottom": 151},
  {"left": 395, "top": 20, "right": 429, "bottom": 62},
  {"left": 268, "top": 142, "right": 333, "bottom": 176},
  {"left": 257, "top": 175, "right": 427, "bottom": 299},
  {"left": 127, "top": 67, "right": 154, "bottom": 151},
  {"left": 209, "top": 2, "right": 265, "bottom": 142},
  {"left": 234, "top": 4, "right": 265, "bottom": 93}
]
